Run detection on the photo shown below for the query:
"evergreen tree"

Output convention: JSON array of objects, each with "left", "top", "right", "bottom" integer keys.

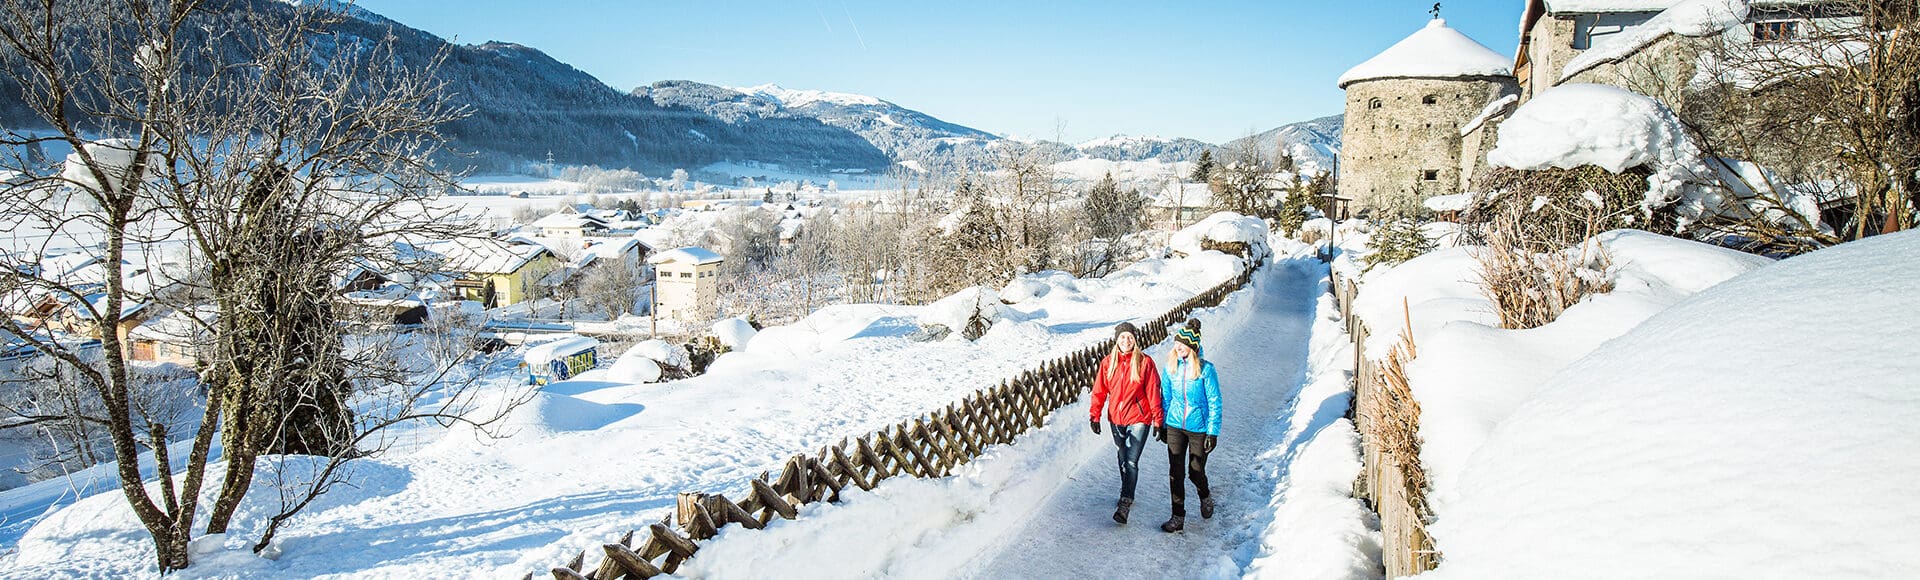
[
  {"left": 1085, "top": 172, "right": 1123, "bottom": 239},
  {"left": 1190, "top": 149, "right": 1216, "bottom": 183},
  {"left": 763, "top": 188, "right": 775, "bottom": 203}
]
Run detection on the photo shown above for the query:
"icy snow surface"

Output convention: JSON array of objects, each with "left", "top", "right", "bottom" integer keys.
[
  {"left": 1418, "top": 229, "right": 1920, "bottom": 580},
  {"left": 1338, "top": 19, "right": 1513, "bottom": 88}
]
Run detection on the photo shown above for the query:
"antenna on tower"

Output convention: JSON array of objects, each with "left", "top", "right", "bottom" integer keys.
[{"left": 1431, "top": 2, "right": 1442, "bottom": 19}]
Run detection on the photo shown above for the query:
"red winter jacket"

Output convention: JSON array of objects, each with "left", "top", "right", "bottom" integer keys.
[{"left": 1090, "top": 352, "right": 1163, "bottom": 426}]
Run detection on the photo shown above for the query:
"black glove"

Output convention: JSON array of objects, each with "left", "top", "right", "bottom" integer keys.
[
  {"left": 1203, "top": 434, "right": 1217, "bottom": 453},
  {"left": 1153, "top": 426, "right": 1166, "bottom": 442},
  {"left": 1090, "top": 420, "right": 1101, "bottom": 435}
]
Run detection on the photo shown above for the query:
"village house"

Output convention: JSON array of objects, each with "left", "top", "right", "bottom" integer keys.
[
  {"left": 1148, "top": 182, "right": 1217, "bottom": 227},
  {"left": 647, "top": 246, "right": 724, "bottom": 323},
  {"left": 1518, "top": 0, "right": 1859, "bottom": 103},
  {"left": 424, "top": 239, "right": 562, "bottom": 308},
  {"left": 535, "top": 237, "right": 652, "bottom": 298},
  {"left": 125, "top": 307, "right": 208, "bottom": 365}
]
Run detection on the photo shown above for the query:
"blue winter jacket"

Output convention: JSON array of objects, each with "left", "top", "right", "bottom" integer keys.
[{"left": 1160, "top": 358, "right": 1221, "bottom": 436}]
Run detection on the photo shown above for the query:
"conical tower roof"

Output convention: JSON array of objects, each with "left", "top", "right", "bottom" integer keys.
[{"left": 1337, "top": 19, "right": 1513, "bottom": 88}]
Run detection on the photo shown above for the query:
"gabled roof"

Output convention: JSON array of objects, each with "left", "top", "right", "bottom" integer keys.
[
  {"left": 423, "top": 239, "right": 551, "bottom": 275},
  {"left": 1339, "top": 19, "right": 1514, "bottom": 88},
  {"left": 647, "top": 246, "right": 723, "bottom": 266}
]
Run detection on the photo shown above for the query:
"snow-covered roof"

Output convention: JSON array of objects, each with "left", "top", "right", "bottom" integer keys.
[
  {"left": 1561, "top": 0, "right": 1750, "bottom": 82},
  {"left": 128, "top": 308, "right": 211, "bottom": 343},
  {"left": 1423, "top": 192, "right": 1479, "bottom": 212},
  {"left": 523, "top": 335, "right": 599, "bottom": 367},
  {"left": 424, "top": 239, "right": 551, "bottom": 275},
  {"left": 1338, "top": 19, "right": 1514, "bottom": 88},
  {"left": 1544, "top": 0, "right": 1687, "bottom": 12},
  {"left": 647, "top": 246, "right": 723, "bottom": 266}
]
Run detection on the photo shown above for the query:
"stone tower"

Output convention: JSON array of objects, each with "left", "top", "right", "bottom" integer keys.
[{"left": 1337, "top": 18, "right": 1519, "bottom": 214}]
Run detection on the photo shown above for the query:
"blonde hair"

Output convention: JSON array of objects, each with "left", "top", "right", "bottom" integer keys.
[{"left": 1109, "top": 335, "right": 1147, "bottom": 382}]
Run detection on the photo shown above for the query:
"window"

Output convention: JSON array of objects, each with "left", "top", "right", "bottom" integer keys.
[
  {"left": 679, "top": 272, "right": 692, "bottom": 278},
  {"left": 1753, "top": 21, "right": 1798, "bottom": 43},
  {"left": 1421, "top": 95, "right": 1439, "bottom": 105},
  {"left": 1368, "top": 97, "right": 1383, "bottom": 110},
  {"left": 1422, "top": 170, "right": 1440, "bottom": 181}
]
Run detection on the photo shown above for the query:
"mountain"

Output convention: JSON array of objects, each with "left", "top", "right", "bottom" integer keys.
[
  {"left": 635, "top": 81, "right": 1005, "bottom": 173},
  {"left": 1221, "top": 114, "right": 1344, "bottom": 175},
  {"left": 0, "top": 0, "right": 893, "bottom": 175},
  {"left": 1075, "top": 135, "right": 1217, "bottom": 163}
]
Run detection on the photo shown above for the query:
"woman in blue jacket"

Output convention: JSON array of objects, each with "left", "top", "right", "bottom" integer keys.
[{"left": 1157, "top": 318, "right": 1221, "bottom": 533}]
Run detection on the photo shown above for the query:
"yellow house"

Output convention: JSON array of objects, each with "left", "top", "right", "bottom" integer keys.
[
  {"left": 429, "top": 239, "right": 561, "bottom": 308},
  {"left": 647, "top": 246, "right": 723, "bottom": 323}
]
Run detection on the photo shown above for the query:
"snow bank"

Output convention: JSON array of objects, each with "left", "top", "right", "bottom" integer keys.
[
  {"left": 709, "top": 317, "right": 757, "bottom": 350},
  {"left": 1355, "top": 231, "right": 1770, "bottom": 514},
  {"left": 1420, "top": 230, "right": 1920, "bottom": 580},
  {"left": 1485, "top": 84, "right": 1708, "bottom": 213},
  {"left": 1561, "top": 0, "right": 1749, "bottom": 82},
  {"left": 627, "top": 338, "right": 690, "bottom": 371},
  {"left": 1241, "top": 274, "right": 1383, "bottom": 579}
]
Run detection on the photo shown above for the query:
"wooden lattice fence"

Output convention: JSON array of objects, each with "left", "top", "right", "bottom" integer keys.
[
  {"left": 1333, "top": 273, "right": 1439, "bottom": 577},
  {"left": 539, "top": 261, "right": 1261, "bottom": 580}
]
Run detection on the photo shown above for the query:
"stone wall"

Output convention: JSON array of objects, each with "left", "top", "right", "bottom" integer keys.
[
  {"left": 1521, "top": 15, "right": 1579, "bottom": 101},
  {"left": 1338, "top": 77, "right": 1519, "bottom": 213}
]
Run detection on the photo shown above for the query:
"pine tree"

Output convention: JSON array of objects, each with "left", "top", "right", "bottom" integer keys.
[
  {"left": 1190, "top": 149, "right": 1216, "bottom": 183},
  {"left": 1085, "top": 172, "right": 1123, "bottom": 239}
]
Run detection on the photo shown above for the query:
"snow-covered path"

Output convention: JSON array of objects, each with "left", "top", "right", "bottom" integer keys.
[{"left": 963, "top": 258, "right": 1319, "bottom": 579}]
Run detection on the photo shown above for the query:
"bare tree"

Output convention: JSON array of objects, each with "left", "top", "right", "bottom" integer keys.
[
  {"left": 1687, "top": 0, "right": 1920, "bottom": 238},
  {"left": 0, "top": 0, "right": 526, "bottom": 568}
]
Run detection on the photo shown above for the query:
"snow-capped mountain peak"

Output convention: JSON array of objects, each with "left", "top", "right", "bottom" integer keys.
[{"left": 734, "top": 83, "right": 888, "bottom": 109}]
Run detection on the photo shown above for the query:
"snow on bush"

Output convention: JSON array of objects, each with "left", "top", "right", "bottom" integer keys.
[
  {"left": 1486, "top": 84, "right": 1708, "bottom": 220},
  {"left": 606, "top": 346, "right": 663, "bottom": 384},
  {"left": 1169, "top": 211, "right": 1270, "bottom": 261},
  {"left": 999, "top": 276, "right": 1052, "bottom": 304},
  {"left": 627, "top": 338, "right": 690, "bottom": 372},
  {"left": 710, "top": 317, "right": 757, "bottom": 351},
  {"left": 1420, "top": 230, "right": 1920, "bottom": 580},
  {"left": 920, "top": 286, "right": 1011, "bottom": 340}
]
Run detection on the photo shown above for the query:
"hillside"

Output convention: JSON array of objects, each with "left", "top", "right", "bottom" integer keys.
[{"left": 1222, "top": 114, "right": 1344, "bottom": 175}]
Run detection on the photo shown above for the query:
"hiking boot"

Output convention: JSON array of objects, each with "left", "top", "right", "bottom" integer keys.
[
  {"left": 1161, "top": 516, "right": 1184, "bottom": 533},
  {"left": 1201, "top": 496, "right": 1215, "bottom": 519},
  {"left": 1113, "top": 498, "right": 1133, "bottom": 524}
]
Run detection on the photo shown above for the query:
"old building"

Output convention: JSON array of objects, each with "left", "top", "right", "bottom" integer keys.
[{"left": 1337, "top": 18, "right": 1519, "bottom": 213}]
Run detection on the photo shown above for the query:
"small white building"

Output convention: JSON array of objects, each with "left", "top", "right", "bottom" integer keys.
[{"left": 647, "top": 247, "right": 724, "bottom": 323}]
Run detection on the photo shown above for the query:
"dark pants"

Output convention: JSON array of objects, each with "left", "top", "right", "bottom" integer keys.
[
  {"left": 1110, "top": 423, "right": 1150, "bottom": 500},
  {"left": 1166, "top": 427, "right": 1216, "bottom": 517}
]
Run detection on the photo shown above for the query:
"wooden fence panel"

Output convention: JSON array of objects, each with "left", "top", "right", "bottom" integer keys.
[{"left": 1332, "top": 271, "right": 1439, "bottom": 578}]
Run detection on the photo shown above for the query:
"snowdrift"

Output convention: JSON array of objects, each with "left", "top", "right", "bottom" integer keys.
[{"left": 1419, "top": 230, "right": 1920, "bottom": 579}]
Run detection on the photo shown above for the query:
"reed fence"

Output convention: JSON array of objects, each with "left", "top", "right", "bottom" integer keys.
[
  {"left": 538, "top": 260, "right": 1261, "bottom": 580},
  {"left": 1332, "top": 273, "right": 1439, "bottom": 577}
]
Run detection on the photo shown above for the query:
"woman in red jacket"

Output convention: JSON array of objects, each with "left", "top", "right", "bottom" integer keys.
[{"left": 1089, "top": 321, "right": 1162, "bottom": 525}]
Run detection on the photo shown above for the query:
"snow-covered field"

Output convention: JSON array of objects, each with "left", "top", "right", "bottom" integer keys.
[{"left": 1, "top": 222, "right": 1261, "bottom": 577}]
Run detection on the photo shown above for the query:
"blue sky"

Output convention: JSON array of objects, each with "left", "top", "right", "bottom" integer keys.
[{"left": 353, "top": 1, "right": 1524, "bottom": 144}]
